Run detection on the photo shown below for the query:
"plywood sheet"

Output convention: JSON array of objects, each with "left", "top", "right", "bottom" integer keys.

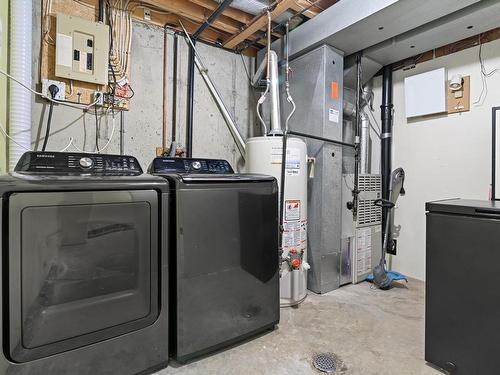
[{"left": 40, "top": 0, "right": 129, "bottom": 109}]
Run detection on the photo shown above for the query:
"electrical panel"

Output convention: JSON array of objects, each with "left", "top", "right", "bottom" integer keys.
[{"left": 55, "top": 14, "right": 109, "bottom": 85}]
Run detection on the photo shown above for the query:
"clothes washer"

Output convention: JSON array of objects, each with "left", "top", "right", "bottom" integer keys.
[
  {"left": 149, "top": 157, "right": 280, "bottom": 362},
  {"left": 0, "top": 151, "right": 169, "bottom": 375}
]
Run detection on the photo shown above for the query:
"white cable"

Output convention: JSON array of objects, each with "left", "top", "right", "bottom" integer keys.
[
  {"left": 0, "top": 69, "right": 98, "bottom": 110},
  {"left": 0, "top": 119, "right": 31, "bottom": 151},
  {"left": 59, "top": 138, "right": 74, "bottom": 152},
  {"left": 98, "top": 111, "right": 117, "bottom": 152}
]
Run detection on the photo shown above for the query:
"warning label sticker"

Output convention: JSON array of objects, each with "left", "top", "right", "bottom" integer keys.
[
  {"left": 283, "top": 220, "right": 307, "bottom": 251},
  {"left": 285, "top": 200, "right": 300, "bottom": 221}
]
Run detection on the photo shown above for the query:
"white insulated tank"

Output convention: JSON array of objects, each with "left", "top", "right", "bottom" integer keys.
[{"left": 245, "top": 136, "right": 309, "bottom": 307}]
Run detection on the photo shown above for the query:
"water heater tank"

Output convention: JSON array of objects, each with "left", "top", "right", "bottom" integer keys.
[{"left": 246, "top": 136, "right": 308, "bottom": 307}]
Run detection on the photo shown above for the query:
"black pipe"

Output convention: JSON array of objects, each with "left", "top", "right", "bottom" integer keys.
[
  {"left": 186, "top": 48, "right": 195, "bottom": 158},
  {"left": 287, "top": 130, "right": 356, "bottom": 148},
  {"left": 492, "top": 106, "right": 500, "bottom": 200},
  {"left": 185, "top": 0, "right": 234, "bottom": 158},
  {"left": 353, "top": 53, "right": 362, "bottom": 218},
  {"left": 381, "top": 65, "right": 394, "bottom": 254},
  {"left": 193, "top": 0, "right": 234, "bottom": 39},
  {"left": 98, "top": 0, "right": 104, "bottom": 22}
]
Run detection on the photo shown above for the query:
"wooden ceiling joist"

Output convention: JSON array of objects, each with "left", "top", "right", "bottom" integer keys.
[
  {"left": 223, "top": 0, "right": 298, "bottom": 49},
  {"left": 60, "top": 0, "right": 330, "bottom": 56},
  {"left": 145, "top": 0, "right": 242, "bottom": 34}
]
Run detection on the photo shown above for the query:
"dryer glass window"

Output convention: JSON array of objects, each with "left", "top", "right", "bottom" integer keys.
[{"left": 7, "top": 191, "right": 159, "bottom": 362}]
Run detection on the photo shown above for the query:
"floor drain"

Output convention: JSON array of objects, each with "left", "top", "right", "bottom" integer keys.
[{"left": 312, "top": 353, "right": 337, "bottom": 373}]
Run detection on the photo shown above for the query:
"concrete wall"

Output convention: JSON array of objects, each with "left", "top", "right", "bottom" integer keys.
[
  {"left": 31, "top": 2, "right": 255, "bottom": 171},
  {"left": 370, "top": 38, "right": 500, "bottom": 280}
]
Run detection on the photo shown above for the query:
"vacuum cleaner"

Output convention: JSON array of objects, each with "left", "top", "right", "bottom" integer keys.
[{"left": 372, "top": 168, "right": 406, "bottom": 289}]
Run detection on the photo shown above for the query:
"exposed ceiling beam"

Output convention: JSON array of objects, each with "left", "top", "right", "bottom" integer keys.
[{"left": 145, "top": 0, "right": 243, "bottom": 34}]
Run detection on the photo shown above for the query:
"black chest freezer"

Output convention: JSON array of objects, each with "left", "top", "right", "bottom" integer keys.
[{"left": 426, "top": 199, "right": 500, "bottom": 375}]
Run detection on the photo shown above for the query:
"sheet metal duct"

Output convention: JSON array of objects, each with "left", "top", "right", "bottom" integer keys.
[
  {"left": 216, "top": 0, "right": 270, "bottom": 15},
  {"left": 259, "top": 0, "right": 480, "bottom": 62},
  {"left": 363, "top": 0, "right": 500, "bottom": 67}
]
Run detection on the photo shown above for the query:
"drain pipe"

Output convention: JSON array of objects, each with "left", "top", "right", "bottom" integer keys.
[
  {"left": 9, "top": 0, "right": 32, "bottom": 171},
  {"left": 380, "top": 65, "right": 394, "bottom": 253}
]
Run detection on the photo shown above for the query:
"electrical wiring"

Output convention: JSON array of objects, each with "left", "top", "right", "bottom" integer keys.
[
  {"left": 0, "top": 69, "right": 99, "bottom": 110},
  {"left": 59, "top": 138, "right": 74, "bottom": 152},
  {"left": 98, "top": 110, "right": 117, "bottom": 152},
  {"left": 0, "top": 119, "right": 31, "bottom": 151},
  {"left": 42, "top": 0, "right": 55, "bottom": 45},
  {"left": 94, "top": 106, "right": 100, "bottom": 152},
  {"left": 474, "top": 38, "right": 500, "bottom": 105}
]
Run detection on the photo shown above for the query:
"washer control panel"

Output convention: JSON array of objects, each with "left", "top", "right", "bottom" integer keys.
[
  {"left": 15, "top": 152, "right": 143, "bottom": 175},
  {"left": 150, "top": 157, "right": 234, "bottom": 174}
]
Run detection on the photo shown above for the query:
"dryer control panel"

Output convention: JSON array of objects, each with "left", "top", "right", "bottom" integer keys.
[
  {"left": 15, "top": 152, "right": 143, "bottom": 175},
  {"left": 150, "top": 157, "right": 234, "bottom": 174}
]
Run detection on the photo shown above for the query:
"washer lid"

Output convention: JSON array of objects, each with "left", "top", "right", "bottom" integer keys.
[
  {"left": 179, "top": 173, "right": 275, "bottom": 183},
  {"left": 149, "top": 157, "right": 234, "bottom": 175}
]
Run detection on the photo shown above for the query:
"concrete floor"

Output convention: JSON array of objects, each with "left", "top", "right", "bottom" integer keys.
[{"left": 157, "top": 279, "right": 441, "bottom": 375}]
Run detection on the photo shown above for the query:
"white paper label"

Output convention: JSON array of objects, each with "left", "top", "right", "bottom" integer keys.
[
  {"left": 270, "top": 146, "right": 301, "bottom": 176},
  {"left": 286, "top": 147, "right": 300, "bottom": 176},
  {"left": 56, "top": 33, "right": 73, "bottom": 68},
  {"left": 356, "top": 227, "right": 372, "bottom": 276},
  {"left": 328, "top": 108, "right": 339, "bottom": 123}
]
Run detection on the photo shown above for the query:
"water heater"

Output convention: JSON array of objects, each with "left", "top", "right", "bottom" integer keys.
[{"left": 246, "top": 136, "right": 309, "bottom": 307}]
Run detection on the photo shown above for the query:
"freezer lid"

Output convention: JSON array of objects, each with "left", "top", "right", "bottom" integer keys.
[{"left": 426, "top": 199, "right": 500, "bottom": 216}]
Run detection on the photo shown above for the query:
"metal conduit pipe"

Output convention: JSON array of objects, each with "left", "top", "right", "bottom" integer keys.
[
  {"left": 268, "top": 51, "right": 282, "bottom": 134},
  {"left": 360, "top": 111, "right": 370, "bottom": 174},
  {"left": 162, "top": 26, "right": 168, "bottom": 151},
  {"left": 185, "top": 0, "right": 234, "bottom": 157},
  {"left": 180, "top": 22, "right": 246, "bottom": 159},
  {"left": 193, "top": 54, "right": 246, "bottom": 159}
]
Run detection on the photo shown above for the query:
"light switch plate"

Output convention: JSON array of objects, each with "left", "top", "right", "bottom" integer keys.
[{"left": 55, "top": 13, "right": 109, "bottom": 85}]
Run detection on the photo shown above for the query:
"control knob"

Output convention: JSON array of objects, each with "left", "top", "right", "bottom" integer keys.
[
  {"left": 79, "top": 157, "right": 94, "bottom": 169},
  {"left": 191, "top": 161, "right": 202, "bottom": 170}
]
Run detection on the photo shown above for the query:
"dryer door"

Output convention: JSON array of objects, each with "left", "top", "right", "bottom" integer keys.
[{"left": 7, "top": 190, "right": 159, "bottom": 363}]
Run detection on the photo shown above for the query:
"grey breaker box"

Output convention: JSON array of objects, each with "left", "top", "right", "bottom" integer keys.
[
  {"left": 286, "top": 44, "right": 344, "bottom": 293},
  {"left": 341, "top": 174, "right": 382, "bottom": 285},
  {"left": 55, "top": 14, "right": 109, "bottom": 85}
]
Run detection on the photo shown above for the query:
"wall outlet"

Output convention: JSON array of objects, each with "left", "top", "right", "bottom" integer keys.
[
  {"left": 41, "top": 79, "right": 66, "bottom": 101},
  {"left": 93, "top": 91, "right": 104, "bottom": 106},
  {"left": 144, "top": 8, "right": 151, "bottom": 21}
]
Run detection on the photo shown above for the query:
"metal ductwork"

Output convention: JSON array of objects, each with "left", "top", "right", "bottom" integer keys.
[
  {"left": 362, "top": 0, "right": 500, "bottom": 67},
  {"left": 216, "top": 0, "right": 270, "bottom": 15},
  {"left": 259, "top": 0, "right": 479, "bottom": 63}
]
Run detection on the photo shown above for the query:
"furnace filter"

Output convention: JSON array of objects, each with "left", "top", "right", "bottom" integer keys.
[{"left": 246, "top": 136, "right": 309, "bottom": 307}]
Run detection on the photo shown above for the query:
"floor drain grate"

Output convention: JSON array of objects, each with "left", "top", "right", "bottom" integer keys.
[{"left": 312, "top": 353, "right": 337, "bottom": 373}]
